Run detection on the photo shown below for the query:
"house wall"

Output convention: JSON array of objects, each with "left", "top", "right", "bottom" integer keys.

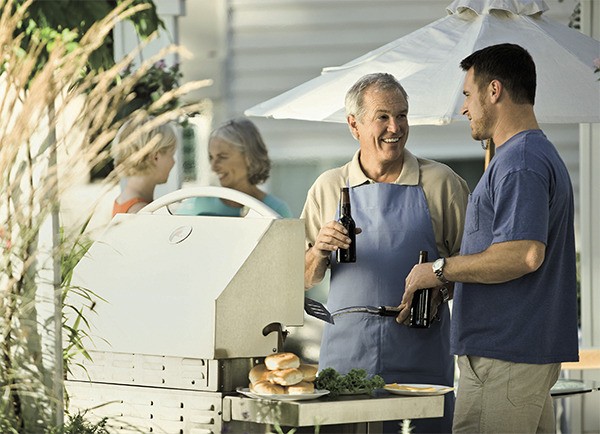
[{"left": 179, "top": 0, "right": 581, "bottom": 239}]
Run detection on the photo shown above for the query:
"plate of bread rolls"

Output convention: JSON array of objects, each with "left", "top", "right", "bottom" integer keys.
[{"left": 237, "top": 352, "right": 329, "bottom": 401}]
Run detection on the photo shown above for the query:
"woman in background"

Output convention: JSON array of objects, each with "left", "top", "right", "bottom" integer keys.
[
  {"left": 178, "top": 117, "right": 292, "bottom": 217},
  {"left": 111, "top": 117, "right": 177, "bottom": 216}
]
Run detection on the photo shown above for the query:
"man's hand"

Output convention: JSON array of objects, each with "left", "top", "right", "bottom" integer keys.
[
  {"left": 395, "top": 262, "right": 439, "bottom": 324},
  {"left": 304, "top": 221, "right": 361, "bottom": 289},
  {"left": 395, "top": 285, "right": 447, "bottom": 326},
  {"left": 312, "top": 220, "right": 360, "bottom": 257}
]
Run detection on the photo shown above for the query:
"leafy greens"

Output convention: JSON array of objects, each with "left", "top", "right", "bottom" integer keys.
[{"left": 315, "top": 368, "right": 385, "bottom": 397}]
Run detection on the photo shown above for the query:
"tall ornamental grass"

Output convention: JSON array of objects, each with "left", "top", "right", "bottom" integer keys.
[{"left": 0, "top": 0, "right": 209, "bottom": 431}]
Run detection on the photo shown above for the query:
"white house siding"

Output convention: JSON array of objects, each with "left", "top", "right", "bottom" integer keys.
[{"left": 180, "top": 0, "right": 581, "bottom": 237}]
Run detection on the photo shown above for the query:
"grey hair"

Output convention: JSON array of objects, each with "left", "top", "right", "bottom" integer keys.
[
  {"left": 210, "top": 117, "right": 271, "bottom": 185},
  {"left": 111, "top": 116, "right": 177, "bottom": 176},
  {"left": 345, "top": 73, "right": 409, "bottom": 121}
]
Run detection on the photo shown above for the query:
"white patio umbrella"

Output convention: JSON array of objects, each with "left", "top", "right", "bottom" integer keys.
[{"left": 245, "top": 0, "right": 600, "bottom": 126}]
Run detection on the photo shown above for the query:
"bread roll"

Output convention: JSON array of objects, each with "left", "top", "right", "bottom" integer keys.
[
  {"left": 250, "top": 380, "right": 285, "bottom": 395},
  {"left": 287, "top": 381, "right": 315, "bottom": 395},
  {"left": 298, "top": 364, "right": 318, "bottom": 382},
  {"left": 249, "top": 364, "right": 270, "bottom": 384},
  {"left": 268, "top": 368, "right": 304, "bottom": 386},
  {"left": 265, "top": 352, "right": 300, "bottom": 370}
]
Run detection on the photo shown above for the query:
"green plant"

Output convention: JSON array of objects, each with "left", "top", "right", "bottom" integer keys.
[
  {"left": 0, "top": 0, "right": 208, "bottom": 431},
  {"left": 118, "top": 59, "right": 184, "bottom": 118},
  {"left": 46, "top": 412, "right": 110, "bottom": 434},
  {"left": 12, "top": 0, "right": 163, "bottom": 75},
  {"left": 314, "top": 368, "right": 385, "bottom": 397},
  {"left": 59, "top": 223, "right": 103, "bottom": 382}
]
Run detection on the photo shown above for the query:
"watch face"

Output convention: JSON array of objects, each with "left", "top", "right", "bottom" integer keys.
[{"left": 433, "top": 258, "right": 448, "bottom": 283}]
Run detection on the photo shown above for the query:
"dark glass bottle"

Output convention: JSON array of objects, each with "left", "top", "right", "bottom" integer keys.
[
  {"left": 409, "top": 250, "right": 432, "bottom": 328},
  {"left": 336, "top": 187, "right": 356, "bottom": 263}
]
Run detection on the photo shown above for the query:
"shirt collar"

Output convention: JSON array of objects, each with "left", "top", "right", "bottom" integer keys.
[{"left": 348, "top": 149, "right": 420, "bottom": 186}]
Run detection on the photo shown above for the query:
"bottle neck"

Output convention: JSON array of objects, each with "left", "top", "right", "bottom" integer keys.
[{"left": 339, "top": 187, "right": 352, "bottom": 217}]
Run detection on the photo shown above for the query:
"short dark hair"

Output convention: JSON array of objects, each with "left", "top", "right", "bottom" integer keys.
[{"left": 460, "top": 43, "right": 536, "bottom": 105}]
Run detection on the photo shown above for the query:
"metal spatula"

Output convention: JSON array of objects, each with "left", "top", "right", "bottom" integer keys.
[
  {"left": 331, "top": 305, "right": 401, "bottom": 318},
  {"left": 304, "top": 297, "right": 335, "bottom": 324}
]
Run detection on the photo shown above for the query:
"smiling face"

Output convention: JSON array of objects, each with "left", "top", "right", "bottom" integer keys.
[
  {"left": 461, "top": 67, "right": 494, "bottom": 141},
  {"left": 208, "top": 137, "right": 250, "bottom": 190},
  {"left": 349, "top": 86, "right": 409, "bottom": 166}
]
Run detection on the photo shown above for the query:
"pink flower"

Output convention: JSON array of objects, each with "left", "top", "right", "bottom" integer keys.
[{"left": 594, "top": 58, "right": 600, "bottom": 70}]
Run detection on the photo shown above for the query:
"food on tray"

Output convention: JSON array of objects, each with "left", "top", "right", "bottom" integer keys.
[
  {"left": 264, "top": 352, "right": 300, "bottom": 370},
  {"left": 247, "top": 352, "right": 318, "bottom": 395},
  {"left": 315, "top": 368, "right": 385, "bottom": 397},
  {"left": 386, "top": 383, "right": 439, "bottom": 392},
  {"left": 287, "top": 381, "right": 315, "bottom": 395},
  {"left": 250, "top": 380, "right": 285, "bottom": 395},
  {"left": 298, "top": 364, "right": 318, "bottom": 382},
  {"left": 249, "top": 364, "right": 270, "bottom": 383},
  {"left": 268, "top": 368, "right": 304, "bottom": 386}
]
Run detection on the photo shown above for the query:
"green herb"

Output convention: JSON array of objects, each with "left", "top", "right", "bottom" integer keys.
[{"left": 315, "top": 368, "right": 385, "bottom": 397}]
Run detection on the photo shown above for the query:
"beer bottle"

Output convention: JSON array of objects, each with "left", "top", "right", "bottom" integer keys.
[
  {"left": 409, "top": 250, "right": 432, "bottom": 328},
  {"left": 336, "top": 187, "right": 356, "bottom": 263}
]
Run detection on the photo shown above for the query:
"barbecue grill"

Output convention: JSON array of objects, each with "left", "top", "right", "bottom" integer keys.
[{"left": 65, "top": 187, "right": 444, "bottom": 433}]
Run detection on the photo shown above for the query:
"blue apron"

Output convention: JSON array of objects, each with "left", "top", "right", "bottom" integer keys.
[
  {"left": 319, "top": 182, "right": 454, "bottom": 432},
  {"left": 319, "top": 183, "right": 454, "bottom": 432}
]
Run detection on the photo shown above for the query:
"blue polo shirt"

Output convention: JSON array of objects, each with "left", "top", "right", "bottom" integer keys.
[{"left": 451, "top": 130, "right": 579, "bottom": 364}]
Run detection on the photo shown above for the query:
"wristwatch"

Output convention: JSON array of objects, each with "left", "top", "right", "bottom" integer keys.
[{"left": 432, "top": 257, "right": 449, "bottom": 284}]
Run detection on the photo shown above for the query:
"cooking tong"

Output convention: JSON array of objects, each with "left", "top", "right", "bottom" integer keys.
[{"left": 331, "top": 305, "right": 401, "bottom": 318}]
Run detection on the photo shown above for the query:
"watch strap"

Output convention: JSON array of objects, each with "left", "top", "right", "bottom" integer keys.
[{"left": 439, "top": 286, "right": 450, "bottom": 303}]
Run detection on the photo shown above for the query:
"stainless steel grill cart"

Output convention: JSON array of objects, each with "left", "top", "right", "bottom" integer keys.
[{"left": 66, "top": 187, "right": 444, "bottom": 433}]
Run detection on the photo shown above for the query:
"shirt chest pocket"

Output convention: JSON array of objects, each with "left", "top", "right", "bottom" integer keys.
[{"left": 465, "top": 194, "right": 480, "bottom": 235}]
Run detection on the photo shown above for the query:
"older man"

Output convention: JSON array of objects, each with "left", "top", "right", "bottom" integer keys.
[{"left": 301, "top": 73, "right": 469, "bottom": 433}]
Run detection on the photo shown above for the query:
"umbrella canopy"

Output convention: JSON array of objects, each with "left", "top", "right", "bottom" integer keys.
[{"left": 245, "top": 0, "right": 600, "bottom": 126}]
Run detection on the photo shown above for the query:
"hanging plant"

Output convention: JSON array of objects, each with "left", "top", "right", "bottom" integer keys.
[{"left": 116, "top": 59, "right": 184, "bottom": 119}]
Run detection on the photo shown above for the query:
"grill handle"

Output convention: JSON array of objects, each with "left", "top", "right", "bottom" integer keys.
[{"left": 138, "top": 186, "right": 282, "bottom": 218}]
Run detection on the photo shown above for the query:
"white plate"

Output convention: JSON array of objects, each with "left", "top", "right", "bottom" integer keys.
[
  {"left": 384, "top": 383, "right": 454, "bottom": 396},
  {"left": 236, "top": 387, "right": 330, "bottom": 401}
]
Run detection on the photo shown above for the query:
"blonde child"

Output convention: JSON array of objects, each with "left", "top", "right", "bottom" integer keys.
[{"left": 111, "top": 117, "right": 177, "bottom": 216}]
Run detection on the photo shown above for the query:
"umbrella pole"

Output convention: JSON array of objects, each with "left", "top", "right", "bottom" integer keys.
[{"left": 484, "top": 139, "right": 495, "bottom": 169}]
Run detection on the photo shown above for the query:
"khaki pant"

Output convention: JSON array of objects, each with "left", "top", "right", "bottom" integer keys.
[{"left": 453, "top": 355, "right": 560, "bottom": 434}]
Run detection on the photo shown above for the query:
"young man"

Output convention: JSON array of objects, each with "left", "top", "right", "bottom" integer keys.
[{"left": 398, "top": 43, "right": 579, "bottom": 433}]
